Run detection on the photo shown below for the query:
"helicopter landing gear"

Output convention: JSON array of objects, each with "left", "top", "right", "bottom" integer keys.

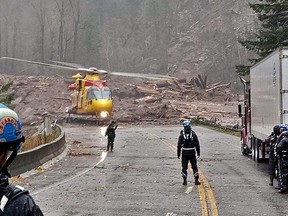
[
  {"left": 66, "top": 113, "right": 71, "bottom": 123},
  {"left": 98, "top": 120, "right": 105, "bottom": 126}
]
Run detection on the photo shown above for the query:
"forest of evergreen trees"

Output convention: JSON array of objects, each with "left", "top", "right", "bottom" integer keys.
[{"left": 237, "top": 0, "right": 288, "bottom": 75}]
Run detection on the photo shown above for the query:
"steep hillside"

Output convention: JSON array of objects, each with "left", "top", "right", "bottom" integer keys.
[{"left": 169, "top": 0, "right": 258, "bottom": 85}]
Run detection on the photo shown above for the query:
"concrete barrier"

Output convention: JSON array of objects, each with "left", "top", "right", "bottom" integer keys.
[{"left": 9, "top": 125, "right": 66, "bottom": 176}]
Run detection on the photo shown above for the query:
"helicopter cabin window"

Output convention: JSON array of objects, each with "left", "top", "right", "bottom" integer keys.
[
  {"left": 87, "top": 87, "right": 111, "bottom": 100},
  {"left": 102, "top": 87, "right": 111, "bottom": 99}
]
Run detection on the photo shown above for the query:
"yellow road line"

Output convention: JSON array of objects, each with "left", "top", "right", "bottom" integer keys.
[
  {"left": 199, "top": 169, "right": 219, "bottom": 216},
  {"left": 153, "top": 134, "right": 218, "bottom": 216},
  {"left": 198, "top": 182, "right": 209, "bottom": 216}
]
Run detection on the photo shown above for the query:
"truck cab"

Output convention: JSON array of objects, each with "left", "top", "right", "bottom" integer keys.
[{"left": 238, "top": 78, "right": 252, "bottom": 156}]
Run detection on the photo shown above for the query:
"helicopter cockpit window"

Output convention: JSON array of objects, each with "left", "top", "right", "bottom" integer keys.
[
  {"left": 102, "top": 87, "right": 111, "bottom": 99},
  {"left": 87, "top": 87, "right": 111, "bottom": 100}
]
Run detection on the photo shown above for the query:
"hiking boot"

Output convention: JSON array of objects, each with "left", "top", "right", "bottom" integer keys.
[
  {"left": 195, "top": 176, "right": 201, "bottom": 185},
  {"left": 183, "top": 179, "right": 187, "bottom": 186},
  {"left": 275, "top": 185, "right": 280, "bottom": 189},
  {"left": 278, "top": 189, "right": 287, "bottom": 193}
]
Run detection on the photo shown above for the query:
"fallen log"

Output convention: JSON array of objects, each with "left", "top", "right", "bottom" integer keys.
[{"left": 205, "top": 83, "right": 231, "bottom": 92}]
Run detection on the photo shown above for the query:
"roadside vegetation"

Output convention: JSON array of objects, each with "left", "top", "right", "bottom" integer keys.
[
  {"left": 0, "top": 82, "right": 14, "bottom": 106},
  {"left": 191, "top": 117, "right": 241, "bottom": 137}
]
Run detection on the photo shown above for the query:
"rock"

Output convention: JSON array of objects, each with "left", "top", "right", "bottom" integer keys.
[{"left": 11, "top": 97, "right": 23, "bottom": 105}]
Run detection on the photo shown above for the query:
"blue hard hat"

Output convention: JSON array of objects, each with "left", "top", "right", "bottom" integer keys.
[
  {"left": 183, "top": 120, "right": 191, "bottom": 127},
  {"left": 0, "top": 103, "right": 23, "bottom": 148}
]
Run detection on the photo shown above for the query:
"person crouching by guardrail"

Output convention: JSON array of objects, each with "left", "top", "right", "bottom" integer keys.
[{"left": 0, "top": 103, "right": 43, "bottom": 215}]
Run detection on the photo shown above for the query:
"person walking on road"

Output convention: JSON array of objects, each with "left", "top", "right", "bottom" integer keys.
[
  {"left": 276, "top": 131, "right": 288, "bottom": 193},
  {"left": 0, "top": 103, "right": 43, "bottom": 215},
  {"left": 105, "top": 120, "right": 118, "bottom": 152},
  {"left": 177, "top": 120, "right": 201, "bottom": 186}
]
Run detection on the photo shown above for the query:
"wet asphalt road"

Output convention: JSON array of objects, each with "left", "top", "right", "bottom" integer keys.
[{"left": 20, "top": 124, "right": 288, "bottom": 216}]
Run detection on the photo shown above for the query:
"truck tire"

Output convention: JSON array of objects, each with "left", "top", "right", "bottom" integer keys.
[
  {"left": 251, "top": 136, "right": 255, "bottom": 161},
  {"left": 240, "top": 138, "right": 245, "bottom": 155},
  {"left": 255, "top": 139, "right": 260, "bottom": 162},
  {"left": 251, "top": 136, "right": 260, "bottom": 162},
  {"left": 258, "top": 141, "right": 267, "bottom": 163}
]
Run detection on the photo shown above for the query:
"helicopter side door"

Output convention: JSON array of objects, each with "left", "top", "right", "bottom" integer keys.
[{"left": 86, "top": 87, "right": 94, "bottom": 106}]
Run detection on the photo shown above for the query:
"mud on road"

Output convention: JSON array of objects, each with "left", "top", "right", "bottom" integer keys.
[{"left": 14, "top": 124, "right": 288, "bottom": 216}]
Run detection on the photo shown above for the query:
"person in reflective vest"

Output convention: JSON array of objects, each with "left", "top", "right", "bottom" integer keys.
[
  {"left": 276, "top": 130, "right": 288, "bottom": 193},
  {"left": 0, "top": 103, "right": 43, "bottom": 215},
  {"left": 177, "top": 120, "right": 201, "bottom": 186}
]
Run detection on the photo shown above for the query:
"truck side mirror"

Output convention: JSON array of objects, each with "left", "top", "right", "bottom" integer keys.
[{"left": 238, "top": 104, "right": 242, "bottom": 117}]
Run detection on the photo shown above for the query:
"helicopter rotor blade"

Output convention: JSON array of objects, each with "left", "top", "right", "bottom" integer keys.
[
  {"left": 50, "top": 61, "right": 108, "bottom": 74},
  {"left": 1, "top": 57, "right": 174, "bottom": 79},
  {"left": 75, "top": 68, "right": 108, "bottom": 74},
  {"left": 0, "top": 57, "right": 102, "bottom": 74},
  {"left": 49, "top": 60, "right": 83, "bottom": 69},
  {"left": 0, "top": 57, "right": 83, "bottom": 72},
  {"left": 108, "top": 71, "right": 175, "bottom": 80}
]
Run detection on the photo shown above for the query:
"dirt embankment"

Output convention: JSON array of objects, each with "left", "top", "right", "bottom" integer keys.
[{"left": 0, "top": 74, "right": 240, "bottom": 134}]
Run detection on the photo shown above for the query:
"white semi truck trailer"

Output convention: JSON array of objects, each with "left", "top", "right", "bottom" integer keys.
[{"left": 239, "top": 47, "right": 288, "bottom": 161}]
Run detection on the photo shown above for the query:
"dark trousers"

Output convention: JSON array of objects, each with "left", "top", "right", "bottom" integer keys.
[
  {"left": 278, "top": 159, "right": 288, "bottom": 191},
  {"left": 107, "top": 137, "right": 115, "bottom": 151},
  {"left": 181, "top": 154, "right": 199, "bottom": 180}
]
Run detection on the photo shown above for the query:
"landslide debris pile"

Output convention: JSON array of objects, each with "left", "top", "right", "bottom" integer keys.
[{"left": 0, "top": 74, "right": 239, "bottom": 128}]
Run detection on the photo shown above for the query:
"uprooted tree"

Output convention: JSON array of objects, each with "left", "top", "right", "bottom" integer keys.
[{"left": 193, "top": 74, "right": 207, "bottom": 89}]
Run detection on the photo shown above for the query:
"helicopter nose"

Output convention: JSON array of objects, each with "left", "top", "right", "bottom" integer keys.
[
  {"left": 92, "top": 99, "right": 112, "bottom": 115},
  {"left": 100, "top": 111, "right": 109, "bottom": 118}
]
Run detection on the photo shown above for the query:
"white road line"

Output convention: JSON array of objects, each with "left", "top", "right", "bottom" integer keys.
[{"left": 31, "top": 151, "right": 108, "bottom": 196}]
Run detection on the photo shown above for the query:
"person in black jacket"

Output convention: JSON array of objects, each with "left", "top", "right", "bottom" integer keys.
[
  {"left": 0, "top": 103, "right": 43, "bottom": 215},
  {"left": 105, "top": 120, "right": 118, "bottom": 152},
  {"left": 177, "top": 120, "right": 201, "bottom": 186},
  {"left": 276, "top": 131, "right": 288, "bottom": 193},
  {"left": 270, "top": 124, "right": 288, "bottom": 189},
  {"left": 267, "top": 125, "right": 280, "bottom": 186}
]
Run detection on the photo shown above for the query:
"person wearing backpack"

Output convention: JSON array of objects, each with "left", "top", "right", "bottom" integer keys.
[
  {"left": 0, "top": 103, "right": 43, "bottom": 215},
  {"left": 177, "top": 120, "right": 201, "bottom": 186}
]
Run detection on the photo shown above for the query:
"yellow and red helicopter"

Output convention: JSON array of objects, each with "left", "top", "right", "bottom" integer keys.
[{"left": 1, "top": 57, "right": 174, "bottom": 121}]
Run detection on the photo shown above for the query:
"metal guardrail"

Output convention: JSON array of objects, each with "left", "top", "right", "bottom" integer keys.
[{"left": 9, "top": 125, "right": 66, "bottom": 176}]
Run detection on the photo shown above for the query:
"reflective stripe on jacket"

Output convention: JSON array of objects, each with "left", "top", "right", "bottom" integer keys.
[{"left": 177, "top": 130, "right": 200, "bottom": 157}]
